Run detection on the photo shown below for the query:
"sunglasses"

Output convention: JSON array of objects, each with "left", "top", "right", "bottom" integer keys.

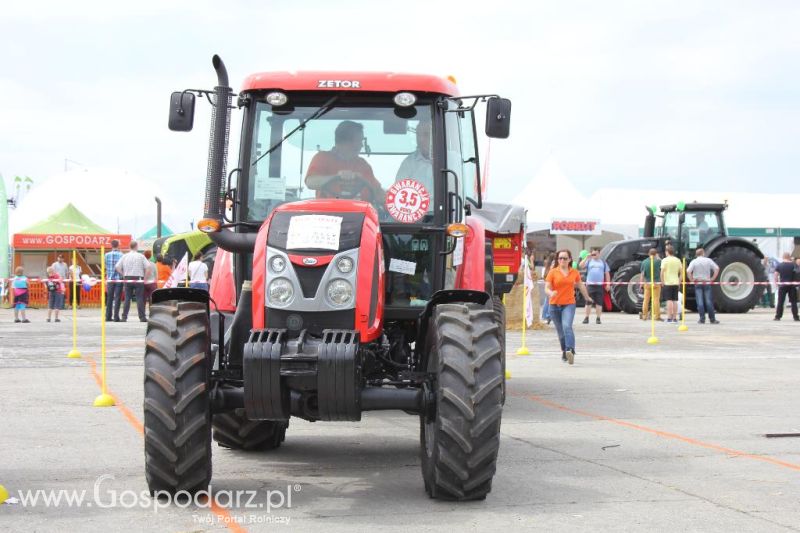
[{"left": 558, "top": 256, "right": 570, "bottom": 260}]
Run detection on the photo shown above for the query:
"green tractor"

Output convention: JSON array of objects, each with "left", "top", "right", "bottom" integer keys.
[
  {"left": 602, "top": 202, "right": 766, "bottom": 314},
  {"left": 152, "top": 230, "right": 217, "bottom": 276}
]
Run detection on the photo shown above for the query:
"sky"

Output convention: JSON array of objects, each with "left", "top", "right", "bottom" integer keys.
[{"left": 1, "top": 0, "right": 799, "bottom": 233}]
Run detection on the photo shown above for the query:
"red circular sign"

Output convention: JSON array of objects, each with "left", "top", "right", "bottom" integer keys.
[{"left": 385, "top": 179, "right": 431, "bottom": 223}]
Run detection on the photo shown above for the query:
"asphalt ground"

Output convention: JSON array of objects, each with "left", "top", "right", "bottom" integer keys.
[{"left": 1, "top": 305, "right": 798, "bottom": 532}]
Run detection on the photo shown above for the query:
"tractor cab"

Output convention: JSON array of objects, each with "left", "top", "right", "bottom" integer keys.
[{"left": 655, "top": 204, "right": 727, "bottom": 258}]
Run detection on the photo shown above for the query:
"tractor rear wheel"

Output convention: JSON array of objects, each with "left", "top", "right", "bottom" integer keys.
[
  {"left": 421, "top": 303, "right": 503, "bottom": 501},
  {"left": 711, "top": 246, "right": 765, "bottom": 313},
  {"left": 611, "top": 261, "right": 644, "bottom": 314},
  {"left": 213, "top": 409, "right": 288, "bottom": 451},
  {"left": 143, "top": 300, "right": 212, "bottom": 494}
]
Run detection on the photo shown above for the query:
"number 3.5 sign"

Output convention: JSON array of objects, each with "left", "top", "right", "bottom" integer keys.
[{"left": 385, "top": 179, "right": 431, "bottom": 223}]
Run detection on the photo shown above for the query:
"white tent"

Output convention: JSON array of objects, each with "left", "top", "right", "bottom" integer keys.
[
  {"left": 515, "top": 155, "right": 596, "bottom": 231},
  {"left": 9, "top": 167, "right": 180, "bottom": 237}
]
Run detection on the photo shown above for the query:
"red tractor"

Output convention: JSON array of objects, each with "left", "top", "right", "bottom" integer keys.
[{"left": 145, "top": 56, "right": 511, "bottom": 500}]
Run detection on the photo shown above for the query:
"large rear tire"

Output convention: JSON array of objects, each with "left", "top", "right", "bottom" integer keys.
[
  {"left": 213, "top": 409, "right": 287, "bottom": 451},
  {"left": 611, "top": 261, "right": 644, "bottom": 314},
  {"left": 421, "top": 303, "right": 504, "bottom": 501},
  {"left": 144, "top": 300, "right": 212, "bottom": 494},
  {"left": 711, "top": 247, "right": 765, "bottom": 313}
]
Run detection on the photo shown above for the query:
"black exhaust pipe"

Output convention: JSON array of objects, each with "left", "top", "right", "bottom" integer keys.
[{"left": 204, "top": 55, "right": 232, "bottom": 222}]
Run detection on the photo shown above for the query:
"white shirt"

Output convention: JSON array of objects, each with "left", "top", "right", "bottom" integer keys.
[
  {"left": 395, "top": 150, "right": 433, "bottom": 195},
  {"left": 188, "top": 260, "right": 208, "bottom": 284}
]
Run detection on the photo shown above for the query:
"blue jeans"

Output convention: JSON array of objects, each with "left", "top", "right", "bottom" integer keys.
[
  {"left": 550, "top": 304, "right": 576, "bottom": 353},
  {"left": 190, "top": 282, "right": 209, "bottom": 291},
  {"left": 693, "top": 284, "right": 716, "bottom": 321},
  {"left": 106, "top": 281, "right": 123, "bottom": 320}
]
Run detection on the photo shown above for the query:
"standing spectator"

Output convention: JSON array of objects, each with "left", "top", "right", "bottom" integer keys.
[
  {"left": 51, "top": 254, "right": 69, "bottom": 309},
  {"left": 142, "top": 250, "right": 157, "bottom": 311},
  {"left": 12, "top": 266, "right": 31, "bottom": 323},
  {"left": 760, "top": 256, "right": 777, "bottom": 308},
  {"left": 580, "top": 247, "right": 610, "bottom": 324},
  {"left": 188, "top": 251, "right": 209, "bottom": 291},
  {"left": 660, "top": 245, "right": 683, "bottom": 323},
  {"left": 687, "top": 248, "right": 720, "bottom": 324},
  {"left": 69, "top": 258, "right": 82, "bottom": 309},
  {"left": 545, "top": 249, "right": 594, "bottom": 365},
  {"left": 115, "top": 240, "right": 150, "bottom": 322},
  {"left": 105, "top": 239, "right": 124, "bottom": 322},
  {"left": 541, "top": 252, "right": 556, "bottom": 324},
  {"left": 773, "top": 253, "right": 799, "bottom": 321},
  {"left": 45, "top": 266, "right": 65, "bottom": 322},
  {"left": 639, "top": 248, "right": 662, "bottom": 321},
  {"left": 156, "top": 254, "right": 172, "bottom": 288}
]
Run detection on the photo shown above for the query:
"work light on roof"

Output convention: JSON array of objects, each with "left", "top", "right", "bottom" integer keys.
[
  {"left": 393, "top": 92, "right": 416, "bottom": 107},
  {"left": 266, "top": 92, "right": 288, "bottom": 106}
]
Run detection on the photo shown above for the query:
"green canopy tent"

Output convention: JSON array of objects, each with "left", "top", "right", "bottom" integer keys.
[{"left": 138, "top": 223, "right": 174, "bottom": 241}]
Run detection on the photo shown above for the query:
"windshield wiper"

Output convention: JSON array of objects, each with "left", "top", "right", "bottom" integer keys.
[{"left": 251, "top": 93, "right": 341, "bottom": 167}]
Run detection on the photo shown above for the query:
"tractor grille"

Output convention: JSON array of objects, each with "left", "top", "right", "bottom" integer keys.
[{"left": 295, "top": 265, "right": 327, "bottom": 298}]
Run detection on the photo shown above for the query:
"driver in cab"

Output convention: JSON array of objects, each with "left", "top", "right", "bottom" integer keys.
[{"left": 305, "top": 120, "right": 383, "bottom": 203}]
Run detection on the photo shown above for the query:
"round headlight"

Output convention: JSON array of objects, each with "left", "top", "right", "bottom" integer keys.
[
  {"left": 336, "top": 256, "right": 354, "bottom": 274},
  {"left": 266, "top": 92, "right": 288, "bottom": 106},
  {"left": 268, "top": 278, "right": 294, "bottom": 305},
  {"left": 393, "top": 92, "right": 417, "bottom": 107},
  {"left": 326, "top": 279, "right": 353, "bottom": 306},
  {"left": 269, "top": 255, "right": 286, "bottom": 273}
]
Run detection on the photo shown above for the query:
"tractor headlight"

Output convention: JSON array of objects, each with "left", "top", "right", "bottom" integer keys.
[
  {"left": 267, "top": 278, "right": 294, "bottom": 306},
  {"left": 269, "top": 255, "right": 286, "bottom": 273},
  {"left": 326, "top": 279, "right": 353, "bottom": 306},
  {"left": 336, "top": 256, "right": 354, "bottom": 274}
]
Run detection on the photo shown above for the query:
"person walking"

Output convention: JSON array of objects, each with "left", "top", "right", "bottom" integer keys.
[
  {"left": 45, "top": 266, "right": 65, "bottom": 322},
  {"left": 660, "top": 245, "right": 683, "bottom": 323},
  {"left": 545, "top": 249, "right": 594, "bottom": 365},
  {"left": 580, "top": 247, "right": 610, "bottom": 324},
  {"left": 115, "top": 240, "right": 150, "bottom": 322},
  {"left": 187, "top": 251, "right": 210, "bottom": 291},
  {"left": 687, "top": 248, "right": 720, "bottom": 324},
  {"left": 105, "top": 239, "right": 124, "bottom": 322},
  {"left": 773, "top": 252, "right": 799, "bottom": 321},
  {"left": 639, "top": 248, "right": 662, "bottom": 321},
  {"left": 12, "top": 266, "right": 31, "bottom": 323}
]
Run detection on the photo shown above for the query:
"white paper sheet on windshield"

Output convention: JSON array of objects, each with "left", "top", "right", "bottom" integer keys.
[
  {"left": 286, "top": 215, "right": 343, "bottom": 250},
  {"left": 389, "top": 258, "right": 417, "bottom": 276},
  {"left": 254, "top": 174, "right": 286, "bottom": 200}
]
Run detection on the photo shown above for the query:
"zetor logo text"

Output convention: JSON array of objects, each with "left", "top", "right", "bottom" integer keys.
[
  {"left": 551, "top": 220, "right": 598, "bottom": 232},
  {"left": 318, "top": 80, "right": 361, "bottom": 88}
]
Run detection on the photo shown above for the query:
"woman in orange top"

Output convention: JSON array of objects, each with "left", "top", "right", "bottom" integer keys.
[
  {"left": 545, "top": 249, "right": 594, "bottom": 365},
  {"left": 156, "top": 254, "right": 173, "bottom": 288}
]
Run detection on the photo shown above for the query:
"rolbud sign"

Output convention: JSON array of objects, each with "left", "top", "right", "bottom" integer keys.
[
  {"left": 13, "top": 233, "right": 132, "bottom": 249},
  {"left": 550, "top": 219, "right": 601, "bottom": 235}
]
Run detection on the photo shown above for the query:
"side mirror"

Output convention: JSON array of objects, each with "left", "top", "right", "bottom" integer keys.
[
  {"left": 485, "top": 97, "right": 511, "bottom": 139},
  {"left": 168, "top": 91, "right": 195, "bottom": 132}
]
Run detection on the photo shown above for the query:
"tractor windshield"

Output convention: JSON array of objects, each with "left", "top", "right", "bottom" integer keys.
[{"left": 244, "top": 101, "right": 435, "bottom": 224}]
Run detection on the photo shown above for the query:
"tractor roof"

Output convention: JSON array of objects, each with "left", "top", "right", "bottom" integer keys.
[
  {"left": 660, "top": 202, "right": 727, "bottom": 213},
  {"left": 241, "top": 71, "right": 459, "bottom": 96}
]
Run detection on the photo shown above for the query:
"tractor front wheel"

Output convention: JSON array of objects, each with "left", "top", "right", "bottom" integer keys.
[
  {"left": 421, "top": 303, "right": 504, "bottom": 500},
  {"left": 143, "top": 300, "right": 212, "bottom": 494}
]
